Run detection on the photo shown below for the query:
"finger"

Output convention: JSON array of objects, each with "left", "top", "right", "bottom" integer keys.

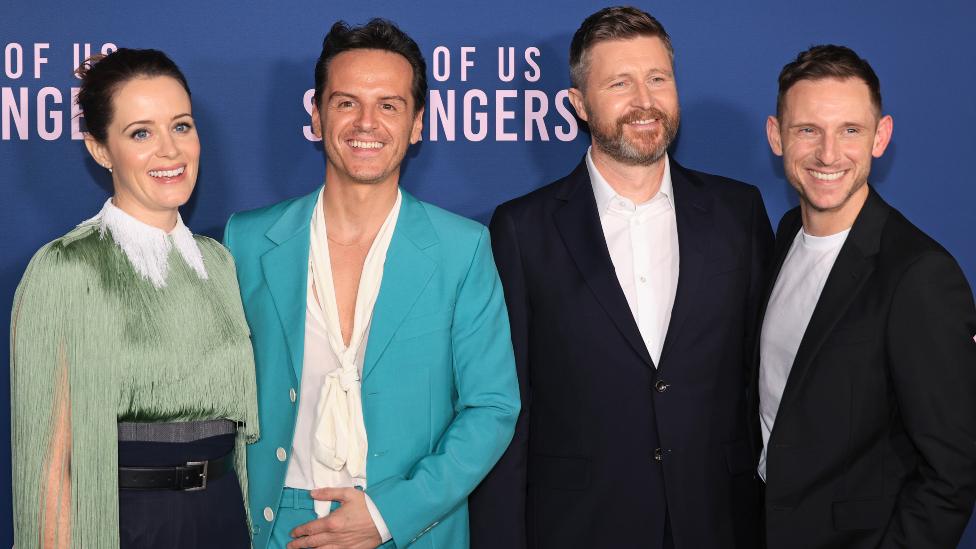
[
  {"left": 285, "top": 532, "right": 338, "bottom": 549},
  {"left": 310, "top": 486, "right": 353, "bottom": 502},
  {"left": 290, "top": 517, "right": 332, "bottom": 538}
]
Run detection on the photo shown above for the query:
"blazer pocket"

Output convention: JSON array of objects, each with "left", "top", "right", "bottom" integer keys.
[
  {"left": 724, "top": 438, "right": 754, "bottom": 475},
  {"left": 832, "top": 497, "right": 895, "bottom": 531},
  {"left": 529, "top": 454, "right": 591, "bottom": 491},
  {"left": 393, "top": 309, "right": 454, "bottom": 341}
]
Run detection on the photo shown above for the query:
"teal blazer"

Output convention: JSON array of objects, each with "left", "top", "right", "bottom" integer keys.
[{"left": 224, "top": 189, "right": 519, "bottom": 549}]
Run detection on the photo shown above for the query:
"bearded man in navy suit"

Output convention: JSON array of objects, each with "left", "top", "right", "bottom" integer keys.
[{"left": 469, "top": 6, "right": 773, "bottom": 549}]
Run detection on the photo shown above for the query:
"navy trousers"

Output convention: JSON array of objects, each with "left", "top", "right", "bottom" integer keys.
[{"left": 118, "top": 433, "right": 249, "bottom": 549}]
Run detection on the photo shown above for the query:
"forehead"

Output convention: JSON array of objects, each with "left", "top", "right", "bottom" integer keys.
[
  {"left": 111, "top": 76, "right": 191, "bottom": 122},
  {"left": 585, "top": 36, "right": 672, "bottom": 76},
  {"left": 782, "top": 77, "right": 876, "bottom": 120},
  {"left": 327, "top": 49, "right": 413, "bottom": 94}
]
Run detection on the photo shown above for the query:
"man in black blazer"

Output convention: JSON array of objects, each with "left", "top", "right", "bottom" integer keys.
[
  {"left": 469, "top": 7, "right": 773, "bottom": 548},
  {"left": 755, "top": 44, "right": 976, "bottom": 548}
]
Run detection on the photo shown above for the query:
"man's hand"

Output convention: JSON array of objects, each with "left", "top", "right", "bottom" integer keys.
[{"left": 286, "top": 487, "right": 383, "bottom": 549}]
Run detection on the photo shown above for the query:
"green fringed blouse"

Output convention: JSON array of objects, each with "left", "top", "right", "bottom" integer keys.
[{"left": 10, "top": 220, "right": 259, "bottom": 548}]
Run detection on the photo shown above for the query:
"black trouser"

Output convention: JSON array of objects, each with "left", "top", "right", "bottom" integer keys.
[{"left": 118, "top": 433, "right": 249, "bottom": 549}]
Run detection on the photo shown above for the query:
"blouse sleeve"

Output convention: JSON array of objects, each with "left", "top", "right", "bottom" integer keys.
[{"left": 10, "top": 240, "right": 121, "bottom": 548}]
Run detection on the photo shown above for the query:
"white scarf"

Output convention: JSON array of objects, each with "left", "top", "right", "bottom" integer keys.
[
  {"left": 307, "top": 188, "right": 400, "bottom": 517},
  {"left": 83, "top": 198, "right": 207, "bottom": 288}
]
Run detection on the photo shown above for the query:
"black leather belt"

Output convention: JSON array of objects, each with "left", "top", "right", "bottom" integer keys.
[{"left": 119, "top": 452, "right": 233, "bottom": 491}]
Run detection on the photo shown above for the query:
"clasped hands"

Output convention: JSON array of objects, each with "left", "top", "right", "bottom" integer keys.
[{"left": 286, "top": 487, "right": 382, "bottom": 549}]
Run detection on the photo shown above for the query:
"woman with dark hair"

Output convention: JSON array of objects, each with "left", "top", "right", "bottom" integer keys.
[{"left": 10, "top": 48, "right": 257, "bottom": 549}]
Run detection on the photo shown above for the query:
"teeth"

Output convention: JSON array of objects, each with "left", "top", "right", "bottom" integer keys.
[
  {"left": 149, "top": 166, "right": 185, "bottom": 178},
  {"left": 630, "top": 119, "right": 656, "bottom": 125},
  {"left": 350, "top": 140, "right": 384, "bottom": 149},
  {"left": 809, "top": 169, "right": 846, "bottom": 181}
]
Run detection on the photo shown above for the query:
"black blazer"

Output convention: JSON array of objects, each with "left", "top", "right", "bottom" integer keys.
[
  {"left": 470, "top": 158, "right": 773, "bottom": 549},
  {"left": 749, "top": 188, "right": 976, "bottom": 548}
]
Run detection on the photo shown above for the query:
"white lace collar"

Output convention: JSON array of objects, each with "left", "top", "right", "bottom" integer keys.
[{"left": 82, "top": 198, "right": 208, "bottom": 288}]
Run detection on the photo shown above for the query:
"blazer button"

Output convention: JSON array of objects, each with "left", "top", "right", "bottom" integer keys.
[
  {"left": 654, "top": 380, "right": 670, "bottom": 392},
  {"left": 289, "top": 388, "right": 297, "bottom": 403},
  {"left": 263, "top": 507, "right": 274, "bottom": 522},
  {"left": 276, "top": 447, "right": 287, "bottom": 462}
]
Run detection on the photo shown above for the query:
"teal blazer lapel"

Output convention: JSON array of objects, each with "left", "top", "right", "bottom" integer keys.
[
  {"left": 363, "top": 191, "right": 438, "bottom": 381},
  {"left": 260, "top": 189, "right": 319, "bottom": 383}
]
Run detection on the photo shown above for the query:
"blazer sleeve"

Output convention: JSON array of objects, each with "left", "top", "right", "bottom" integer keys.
[
  {"left": 468, "top": 204, "right": 531, "bottom": 549},
  {"left": 366, "top": 226, "right": 521, "bottom": 548},
  {"left": 880, "top": 252, "right": 976, "bottom": 548}
]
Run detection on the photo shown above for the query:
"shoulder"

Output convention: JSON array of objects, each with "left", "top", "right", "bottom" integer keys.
[
  {"left": 225, "top": 192, "right": 316, "bottom": 240},
  {"left": 493, "top": 168, "right": 580, "bottom": 223},
  {"left": 414, "top": 198, "right": 488, "bottom": 250},
  {"left": 673, "top": 162, "right": 763, "bottom": 204},
  {"left": 879, "top": 205, "right": 960, "bottom": 274},
  {"left": 15, "top": 224, "right": 105, "bottom": 301},
  {"left": 193, "top": 234, "right": 235, "bottom": 266}
]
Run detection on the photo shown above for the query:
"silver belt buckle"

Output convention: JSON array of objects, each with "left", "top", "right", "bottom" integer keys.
[{"left": 183, "top": 460, "right": 208, "bottom": 491}]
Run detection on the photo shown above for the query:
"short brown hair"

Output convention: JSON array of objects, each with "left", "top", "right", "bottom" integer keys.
[
  {"left": 569, "top": 6, "right": 673, "bottom": 90},
  {"left": 776, "top": 44, "right": 882, "bottom": 119}
]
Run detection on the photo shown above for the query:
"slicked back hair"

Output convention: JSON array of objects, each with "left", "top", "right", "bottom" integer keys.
[{"left": 776, "top": 44, "right": 882, "bottom": 119}]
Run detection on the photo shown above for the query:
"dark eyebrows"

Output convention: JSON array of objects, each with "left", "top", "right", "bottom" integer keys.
[
  {"left": 328, "top": 91, "right": 408, "bottom": 105},
  {"left": 121, "top": 113, "right": 193, "bottom": 133}
]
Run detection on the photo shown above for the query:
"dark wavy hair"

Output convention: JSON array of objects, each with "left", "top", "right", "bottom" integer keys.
[{"left": 313, "top": 18, "right": 427, "bottom": 113}]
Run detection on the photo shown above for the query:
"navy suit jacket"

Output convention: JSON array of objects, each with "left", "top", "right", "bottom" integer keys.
[{"left": 470, "top": 158, "right": 773, "bottom": 549}]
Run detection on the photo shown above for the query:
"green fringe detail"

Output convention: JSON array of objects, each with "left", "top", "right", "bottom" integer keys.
[{"left": 11, "top": 225, "right": 259, "bottom": 548}]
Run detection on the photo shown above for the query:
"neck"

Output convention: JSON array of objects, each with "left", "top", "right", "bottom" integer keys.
[
  {"left": 590, "top": 146, "right": 666, "bottom": 204},
  {"left": 321, "top": 176, "right": 398, "bottom": 244},
  {"left": 801, "top": 184, "right": 869, "bottom": 237},
  {"left": 111, "top": 197, "right": 179, "bottom": 232}
]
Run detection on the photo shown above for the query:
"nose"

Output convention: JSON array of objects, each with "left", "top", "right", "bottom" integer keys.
[
  {"left": 354, "top": 105, "right": 377, "bottom": 132},
  {"left": 815, "top": 134, "right": 838, "bottom": 165},
  {"left": 155, "top": 130, "right": 179, "bottom": 159},
  {"left": 633, "top": 82, "right": 655, "bottom": 110}
]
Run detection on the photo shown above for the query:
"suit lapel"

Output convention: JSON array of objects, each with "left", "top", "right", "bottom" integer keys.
[
  {"left": 554, "top": 161, "right": 654, "bottom": 368},
  {"left": 658, "top": 163, "right": 712, "bottom": 367},
  {"left": 362, "top": 191, "right": 437, "bottom": 381},
  {"left": 774, "top": 189, "right": 889, "bottom": 416},
  {"left": 261, "top": 189, "right": 319, "bottom": 383}
]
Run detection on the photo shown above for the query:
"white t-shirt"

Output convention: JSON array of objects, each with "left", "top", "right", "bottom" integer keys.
[{"left": 758, "top": 227, "right": 850, "bottom": 481}]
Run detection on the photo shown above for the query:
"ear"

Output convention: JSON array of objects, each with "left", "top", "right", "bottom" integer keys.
[
  {"left": 84, "top": 134, "right": 113, "bottom": 170},
  {"left": 409, "top": 107, "right": 424, "bottom": 144},
  {"left": 568, "top": 87, "right": 588, "bottom": 122},
  {"left": 871, "top": 114, "right": 893, "bottom": 158},
  {"left": 311, "top": 101, "right": 323, "bottom": 139},
  {"left": 766, "top": 115, "right": 784, "bottom": 157}
]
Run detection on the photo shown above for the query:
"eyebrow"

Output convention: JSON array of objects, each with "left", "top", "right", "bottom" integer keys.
[
  {"left": 601, "top": 68, "right": 673, "bottom": 83},
  {"left": 120, "top": 113, "right": 193, "bottom": 133},
  {"left": 328, "top": 91, "right": 408, "bottom": 104}
]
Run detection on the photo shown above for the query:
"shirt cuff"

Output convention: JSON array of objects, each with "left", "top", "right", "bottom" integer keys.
[{"left": 364, "top": 492, "right": 393, "bottom": 543}]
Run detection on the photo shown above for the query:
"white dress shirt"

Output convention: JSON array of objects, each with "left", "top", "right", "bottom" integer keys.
[
  {"left": 757, "top": 227, "right": 850, "bottom": 481},
  {"left": 284, "top": 187, "right": 400, "bottom": 542},
  {"left": 586, "top": 148, "right": 680, "bottom": 366}
]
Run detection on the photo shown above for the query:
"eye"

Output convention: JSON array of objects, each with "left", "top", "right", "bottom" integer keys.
[
  {"left": 380, "top": 103, "right": 398, "bottom": 112},
  {"left": 130, "top": 128, "right": 150, "bottom": 141},
  {"left": 174, "top": 121, "right": 193, "bottom": 133},
  {"left": 335, "top": 100, "right": 355, "bottom": 109},
  {"left": 844, "top": 127, "right": 860, "bottom": 135},
  {"left": 609, "top": 81, "right": 627, "bottom": 89}
]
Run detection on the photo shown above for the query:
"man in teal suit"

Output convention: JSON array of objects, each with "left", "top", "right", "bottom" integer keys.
[{"left": 224, "top": 19, "right": 519, "bottom": 549}]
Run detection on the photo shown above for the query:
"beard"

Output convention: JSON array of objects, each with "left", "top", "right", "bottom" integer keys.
[{"left": 588, "top": 105, "right": 680, "bottom": 166}]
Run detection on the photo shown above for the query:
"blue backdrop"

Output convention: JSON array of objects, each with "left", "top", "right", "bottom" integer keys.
[{"left": 3, "top": 1, "right": 974, "bottom": 546}]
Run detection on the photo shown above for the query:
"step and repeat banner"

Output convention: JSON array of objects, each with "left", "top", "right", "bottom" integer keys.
[{"left": 3, "top": 1, "right": 975, "bottom": 546}]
